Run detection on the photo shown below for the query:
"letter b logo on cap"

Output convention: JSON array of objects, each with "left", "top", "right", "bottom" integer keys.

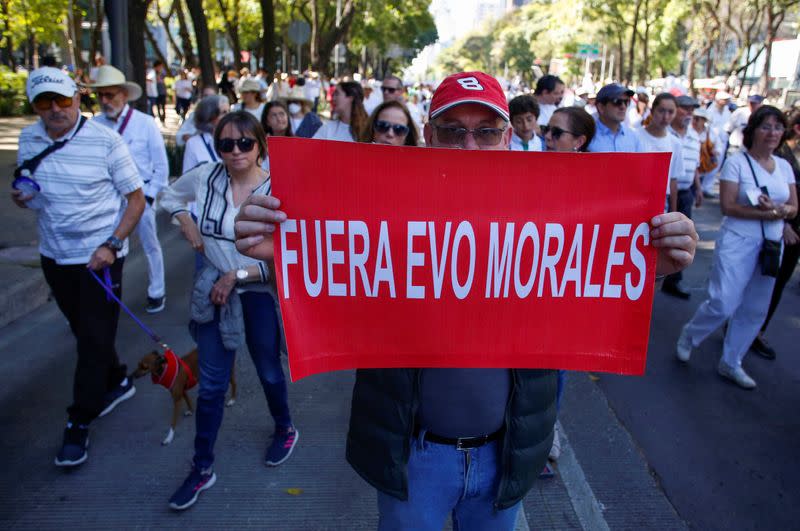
[{"left": 457, "top": 77, "right": 484, "bottom": 91}]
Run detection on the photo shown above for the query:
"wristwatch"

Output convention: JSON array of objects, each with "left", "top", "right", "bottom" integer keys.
[
  {"left": 235, "top": 268, "right": 249, "bottom": 284},
  {"left": 101, "top": 236, "right": 124, "bottom": 252}
]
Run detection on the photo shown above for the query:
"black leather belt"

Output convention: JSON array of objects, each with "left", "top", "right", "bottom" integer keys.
[{"left": 419, "top": 429, "right": 503, "bottom": 450}]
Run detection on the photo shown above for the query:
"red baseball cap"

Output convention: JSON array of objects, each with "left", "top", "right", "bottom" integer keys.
[{"left": 429, "top": 71, "right": 509, "bottom": 122}]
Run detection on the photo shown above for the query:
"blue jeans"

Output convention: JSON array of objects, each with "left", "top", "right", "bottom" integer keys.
[
  {"left": 193, "top": 291, "right": 291, "bottom": 469},
  {"left": 377, "top": 432, "right": 520, "bottom": 531}
]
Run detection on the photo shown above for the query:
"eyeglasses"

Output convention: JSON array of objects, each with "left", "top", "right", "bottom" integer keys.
[
  {"left": 96, "top": 90, "right": 122, "bottom": 101},
  {"left": 431, "top": 123, "right": 507, "bottom": 147},
  {"left": 381, "top": 86, "right": 399, "bottom": 94},
  {"left": 217, "top": 137, "right": 257, "bottom": 153},
  {"left": 374, "top": 120, "right": 410, "bottom": 137},
  {"left": 757, "top": 124, "right": 785, "bottom": 133},
  {"left": 602, "top": 98, "right": 630, "bottom": 107},
  {"left": 33, "top": 93, "right": 73, "bottom": 111},
  {"left": 540, "top": 125, "right": 577, "bottom": 140}
]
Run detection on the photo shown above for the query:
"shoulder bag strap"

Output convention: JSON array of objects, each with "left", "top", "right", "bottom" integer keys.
[
  {"left": 743, "top": 153, "right": 768, "bottom": 241},
  {"left": 116, "top": 107, "right": 135, "bottom": 136},
  {"left": 14, "top": 115, "right": 88, "bottom": 178}
]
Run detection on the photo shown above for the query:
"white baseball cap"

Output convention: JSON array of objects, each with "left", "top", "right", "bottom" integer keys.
[
  {"left": 714, "top": 90, "right": 732, "bottom": 101},
  {"left": 26, "top": 67, "right": 77, "bottom": 102}
]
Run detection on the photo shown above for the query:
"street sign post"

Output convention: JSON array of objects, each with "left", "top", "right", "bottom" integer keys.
[
  {"left": 577, "top": 44, "right": 601, "bottom": 60},
  {"left": 288, "top": 20, "right": 311, "bottom": 71}
]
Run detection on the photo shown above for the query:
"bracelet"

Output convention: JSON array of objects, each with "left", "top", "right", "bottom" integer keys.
[{"left": 655, "top": 274, "right": 667, "bottom": 280}]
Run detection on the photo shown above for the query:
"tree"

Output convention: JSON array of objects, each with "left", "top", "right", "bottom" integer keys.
[
  {"left": 174, "top": 0, "right": 196, "bottom": 67},
  {"left": 3, "top": 0, "right": 67, "bottom": 68},
  {"left": 185, "top": 0, "right": 216, "bottom": 88},
  {"left": 259, "top": 0, "right": 276, "bottom": 71},
  {"left": 129, "top": 0, "right": 150, "bottom": 113}
]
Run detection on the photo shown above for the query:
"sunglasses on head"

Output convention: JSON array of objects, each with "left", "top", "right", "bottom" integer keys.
[
  {"left": 380, "top": 86, "right": 399, "bottom": 94},
  {"left": 217, "top": 137, "right": 257, "bottom": 153},
  {"left": 540, "top": 125, "right": 577, "bottom": 140},
  {"left": 374, "top": 120, "right": 410, "bottom": 137},
  {"left": 432, "top": 123, "right": 507, "bottom": 147},
  {"left": 33, "top": 93, "right": 73, "bottom": 111}
]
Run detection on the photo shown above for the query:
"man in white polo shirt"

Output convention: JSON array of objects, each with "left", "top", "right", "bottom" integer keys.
[
  {"left": 664, "top": 94, "right": 702, "bottom": 299},
  {"left": 90, "top": 65, "right": 169, "bottom": 313},
  {"left": 11, "top": 67, "right": 144, "bottom": 468}
]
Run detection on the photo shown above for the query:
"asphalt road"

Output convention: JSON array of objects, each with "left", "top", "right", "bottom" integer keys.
[{"left": 596, "top": 195, "right": 800, "bottom": 531}]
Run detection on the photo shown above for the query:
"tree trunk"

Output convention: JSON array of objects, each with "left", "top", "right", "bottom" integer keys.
[
  {"left": 175, "top": 0, "right": 196, "bottom": 67},
  {"left": 626, "top": 0, "right": 641, "bottom": 84},
  {"left": 0, "top": 0, "right": 14, "bottom": 67},
  {"left": 186, "top": 0, "right": 216, "bottom": 89},
  {"left": 216, "top": 0, "right": 242, "bottom": 71},
  {"left": 758, "top": 4, "right": 783, "bottom": 94},
  {"left": 156, "top": 1, "right": 184, "bottom": 64},
  {"left": 259, "top": 0, "right": 276, "bottom": 72},
  {"left": 89, "top": 0, "right": 103, "bottom": 65},
  {"left": 616, "top": 34, "right": 624, "bottom": 82},
  {"left": 128, "top": 0, "right": 149, "bottom": 112},
  {"left": 144, "top": 23, "right": 171, "bottom": 70}
]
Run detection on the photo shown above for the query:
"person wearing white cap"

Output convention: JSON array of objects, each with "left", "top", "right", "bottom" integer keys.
[
  {"left": 692, "top": 107, "right": 723, "bottom": 198},
  {"left": 231, "top": 70, "right": 700, "bottom": 530},
  {"left": 12, "top": 67, "right": 144, "bottom": 468},
  {"left": 90, "top": 65, "right": 169, "bottom": 313}
]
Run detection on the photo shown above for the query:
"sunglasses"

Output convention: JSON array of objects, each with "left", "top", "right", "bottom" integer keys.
[
  {"left": 97, "top": 90, "right": 122, "bottom": 101},
  {"left": 374, "top": 120, "right": 410, "bottom": 137},
  {"left": 380, "top": 86, "right": 399, "bottom": 94},
  {"left": 540, "top": 125, "right": 577, "bottom": 140},
  {"left": 602, "top": 98, "right": 630, "bottom": 107},
  {"left": 33, "top": 93, "right": 73, "bottom": 111},
  {"left": 432, "top": 124, "right": 507, "bottom": 147},
  {"left": 217, "top": 137, "right": 257, "bottom": 153}
]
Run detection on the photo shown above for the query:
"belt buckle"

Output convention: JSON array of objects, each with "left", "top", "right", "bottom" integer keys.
[{"left": 456, "top": 438, "right": 468, "bottom": 451}]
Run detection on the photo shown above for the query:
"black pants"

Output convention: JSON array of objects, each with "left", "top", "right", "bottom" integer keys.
[
  {"left": 664, "top": 189, "right": 695, "bottom": 288},
  {"left": 41, "top": 256, "right": 127, "bottom": 425},
  {"left": 762, "top": 240, "right": 800, "bottom": 331}
]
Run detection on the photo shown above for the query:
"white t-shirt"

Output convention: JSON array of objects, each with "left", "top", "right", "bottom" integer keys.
[
  {"left": 669, "top": 126, "right": 702, "bottom": 190},
  {"left": 234, "top": 102, "right": 265, "bottom": 122},
  {"left": 145, "top": 69, "right": 158, "bottom": 98},
  {"left": 509, "top": 133, "right": 543, "bottom": 152},
  {"left": 720, "top": 151, "right": 795, "bottom": 241},
  {"left": 637, "top": 128, "right": 685, "bottom": 194},
  {"left": 174, "top": 79, "right": 194, "bottom": 100},
  {"left": 312, "top": 120, "right": 355, "bottom": 142},
  {"left": 537, "top": 103, "right": 557, "bottom": 126}
]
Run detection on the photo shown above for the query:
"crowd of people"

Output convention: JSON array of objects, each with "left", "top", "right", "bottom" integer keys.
[{"left": 11, "top": 55, "right": 798, "bottom": 529}]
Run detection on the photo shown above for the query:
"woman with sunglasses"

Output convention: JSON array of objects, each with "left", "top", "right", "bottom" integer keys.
[
  {"left": 361, "top": 100, "right": 419, "bottom": 146},
  {"left": 313, "top": 81, "right": 368, "bottom": 142},
  {"left": 538, "top": 105, "right": 595, "bottom": 474},
  {"left": 677, "top": 106, "right": 798, "bottom": 389},
  {"left": 160, "top": 111, "right": 298, "bottom": 511}
]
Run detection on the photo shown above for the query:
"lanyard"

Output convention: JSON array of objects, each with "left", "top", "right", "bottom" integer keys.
[
  {"left": 117, "top": 107, "right": 134, "bottom": 136},
  {"left": 201, "top": 134, "right": 218, "bottom": 162}
]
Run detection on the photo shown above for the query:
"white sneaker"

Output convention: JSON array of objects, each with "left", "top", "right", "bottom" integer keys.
[
  {"left": 549, "top": 423, "right": 561, "bottom": 461},
  {"left": 676, "top": 327, "right": 692, "bottom": 362},
  {"left": 717, "top": 361, "right": 756, "bottom": 390}
]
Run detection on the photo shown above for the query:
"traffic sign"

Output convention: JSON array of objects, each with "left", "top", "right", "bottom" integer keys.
[
  {"left": 288, "top": 20, "right": 311, "bottom": 45},
  {"left": 577, "top": 44, "right": 600, "bottom": 60}
]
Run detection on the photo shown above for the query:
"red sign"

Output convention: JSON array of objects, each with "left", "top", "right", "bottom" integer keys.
[{"left": 269, "top": 138, "right": 670, "bottom": 381}]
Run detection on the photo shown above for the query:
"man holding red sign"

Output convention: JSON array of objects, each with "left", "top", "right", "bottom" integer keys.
[{"left": 234, "top": 72, "right": 698, "bottom": 530}]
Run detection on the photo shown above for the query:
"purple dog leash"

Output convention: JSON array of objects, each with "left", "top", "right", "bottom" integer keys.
[{"left": 88, "top": 267, "right": 168, "bottom": 350}]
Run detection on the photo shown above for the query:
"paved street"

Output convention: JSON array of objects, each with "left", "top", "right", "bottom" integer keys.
[{"left": 1, "top": 113, "right": 798, "bottom": 529}]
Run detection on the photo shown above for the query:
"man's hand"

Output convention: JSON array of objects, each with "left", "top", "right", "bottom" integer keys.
[
  {"left": 10, "top": 189, "right": 32, "bottom": 209},
  {"left": 234, "top": 195, "right": 286, "bottom": 261},
  {"left": 210, "top": 271, "right": 237, "bottom": 306},
  {"left": 87, "top": 245, "right": 116, "bottom": 271},
  {"left": 651, "top": 212, "right": 698, "bottom": 276}
]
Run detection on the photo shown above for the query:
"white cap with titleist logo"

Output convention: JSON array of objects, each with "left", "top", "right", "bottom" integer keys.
[{"left": 26, "top": 67, "right": 77, "bottom": 103}]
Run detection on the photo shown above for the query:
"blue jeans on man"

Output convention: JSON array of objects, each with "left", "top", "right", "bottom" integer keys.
[
  {"left": 377, "top": 431, "right": 520, "bottom": 530},
  {"left": 193, "top": 291, "right": 291, "bottom": 469}
]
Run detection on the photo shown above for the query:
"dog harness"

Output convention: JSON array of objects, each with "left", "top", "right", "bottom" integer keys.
[{"left": 152, "top": 348, "right": 198, "bottom": 391}]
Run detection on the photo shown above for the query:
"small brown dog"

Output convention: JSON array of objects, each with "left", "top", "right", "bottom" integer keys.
[{"left": 132, "top": 347, "right": 237, "bottom": 445}]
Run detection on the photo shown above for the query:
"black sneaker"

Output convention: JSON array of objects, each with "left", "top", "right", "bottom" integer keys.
[
  {"left": 265, "top": 426, "right": 299, "bottom": 466},
  {"left": 98, "top": 378, "right": 136, "bottom": 418},
  {"left": 168, "top": 467, "right": 216, "bottom": 510},
  {"left": 146, "top": 296, "right": 166, "bottom": 314},
  {"left": 751, "top": 335, "right": 777, "bottom": 360},
  {"left": 54, "top": 423, "right": 89, "bottom": 467}
]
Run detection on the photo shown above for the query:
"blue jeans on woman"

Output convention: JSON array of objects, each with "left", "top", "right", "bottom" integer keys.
[
  {"left": 377, "top": 431, "right": 520, "bottom": 530},
  {"left": 193, "top": 291, "right": 291, "bottom": 470}
]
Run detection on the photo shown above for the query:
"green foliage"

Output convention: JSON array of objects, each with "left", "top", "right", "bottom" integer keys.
[
  {"left": 350, "top": 0, "right": 438, "bottom": 67},
  {"left": 0, "top": 66, "right": 30, "bottom": 116},
  {"left": 0, "top": 0, "right": 68, "bottom": 50}
]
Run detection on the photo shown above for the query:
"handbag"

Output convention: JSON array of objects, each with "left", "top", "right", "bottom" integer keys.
[{"left": 743, "top": 154, "right": 782, "bottom": 277}]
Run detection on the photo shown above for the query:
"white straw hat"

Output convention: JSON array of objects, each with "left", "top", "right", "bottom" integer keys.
[{"left": 86, "top": 65, "right": 143, "bottom": 101}]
